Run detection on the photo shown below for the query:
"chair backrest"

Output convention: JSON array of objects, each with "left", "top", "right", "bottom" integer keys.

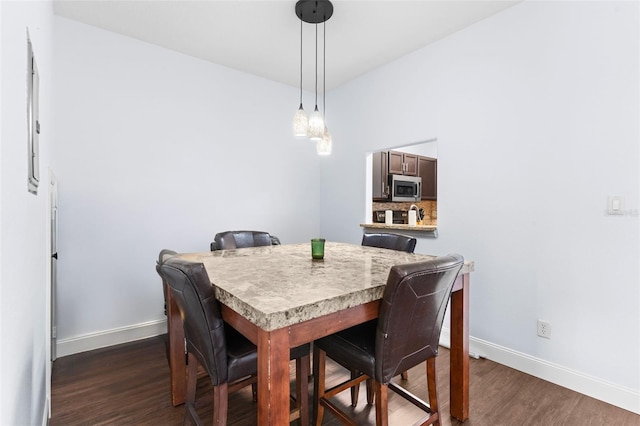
[
  {"left": 361, "top": 232, "right": 417, "bottom": 253},
  {"left": 211, "top": 230, "right": 280, "bottom": 251},
  {"left": 157, "top": 249, "right": 178, "bottom": 265},
  {"left": 158, "top": 257, "right": 228, "bottom": 385},
  {"left": 375, "top": 254, "right": 464, "bottom": 383},
  {"left": 156, "top": 249, "right": 178, "bottom": 313}
]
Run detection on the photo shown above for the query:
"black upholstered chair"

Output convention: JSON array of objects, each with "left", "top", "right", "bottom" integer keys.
[
  {"left": 159, "top": 257, "right": 309, "bottom": 425},
  {"left": 210, "top": 230, "right": 281, "bottom": 251},
  {"left": 313, "top": 254, "right": 464, "bottom": 426},
  {"left": 350, "top": 232, "right": 417, "bottom": 404},
  {"left": 210, "top": 229, "right": 311, "bottom": 418},
  {"left": 361, "top": 232, "right": 417, "bottom": 253},
  {"left": 157, "top": 249, "right": 177, "bottom": 316},
  {"left": 156, "top": 249, "right": 181, "bottom": 365}
]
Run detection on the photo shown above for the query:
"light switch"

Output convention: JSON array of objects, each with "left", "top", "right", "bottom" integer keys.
[{"left": 608, "top": 196, "right": 625, "bottom": 215}]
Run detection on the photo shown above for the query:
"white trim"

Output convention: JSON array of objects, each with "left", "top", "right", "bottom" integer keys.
[
  {"left": 55, "top": 321, "right": 640, "bottom": 414},
  {"left": 56, "top": 319, "right": 167, "bottom": 358},
  {"left": 41, "top": 397, "right": 49, "bottom": 426},
  {"left": 440, "top": 328, "right": 640, "bottom": 415}
]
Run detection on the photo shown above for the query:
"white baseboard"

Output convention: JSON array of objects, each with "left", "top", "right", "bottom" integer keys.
[
  {"left": 56, "top": 319, "right": 167, "bottom": 358},
  {"left": 55, "top": 321, "right": 639, "bottom": 414},
  {"left": 439, "top": 328, "right": 640, "bottom": 415},
  {"left": 42, "top": 397, "right": 49, "bottom": 426}
]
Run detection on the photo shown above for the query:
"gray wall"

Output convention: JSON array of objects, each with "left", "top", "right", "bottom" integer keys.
[
  {"left": 1, "top": 2, "right": 638, "bottom": 424},
  {"left": 320, "top": 0, "right": 639, "bottom": 411},
  {"left": 52, "top": 17, "right": 322, "bottom": 346},
  {"left": 1, "top": 1, "right": 54, "bottom": 424}
]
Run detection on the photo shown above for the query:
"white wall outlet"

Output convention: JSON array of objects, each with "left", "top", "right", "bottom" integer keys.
[
  {"left": 607, "top": 196, "right": 625, "bottom": 215},
  {"left": 537, "top": 319, "right": 551, "bottom": 339}
]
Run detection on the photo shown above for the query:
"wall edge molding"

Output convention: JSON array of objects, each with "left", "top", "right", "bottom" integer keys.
[
  {"left": 41, "top": 397, "right": 49, "bottom": 426},
  {"left": 56, "top": 319, "right": 167, "bottom": 358},
  {"left": 440, "top": 328, "right": 639, "bottom": 414},
  {"left": 56, "top": 322, "right": 639, "bottom": 414}
]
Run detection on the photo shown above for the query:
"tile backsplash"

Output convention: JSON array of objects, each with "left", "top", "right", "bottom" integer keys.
[{"left": 371, "top": 200, "right": 437, "bottom": 225}]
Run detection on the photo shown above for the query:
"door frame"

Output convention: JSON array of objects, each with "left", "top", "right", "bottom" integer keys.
[{"left": 46, "top": 169, "right": 57, "bottom": 419}]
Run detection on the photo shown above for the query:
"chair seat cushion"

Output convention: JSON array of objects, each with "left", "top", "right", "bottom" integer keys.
[
  {"left": 225, "top": 325, "right": 258, "bottom": 383},
  {"left": 225, "top": 330, "right": 308, "bottom": 383},
  {"left": 314, "top": 320, "right": 377, "bottom": 378},
  {"left": 290, "top": 343, "right": 311, "bottom": 360}
]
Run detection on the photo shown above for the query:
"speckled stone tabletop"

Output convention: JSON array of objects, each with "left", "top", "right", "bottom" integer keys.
[{"left": 178, "top": 242, "right": 473, "bottom": 331}]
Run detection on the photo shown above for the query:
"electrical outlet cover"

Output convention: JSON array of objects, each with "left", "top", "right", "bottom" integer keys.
[{"left": 537, "top": 320, "right": 551, "bottom": 339}]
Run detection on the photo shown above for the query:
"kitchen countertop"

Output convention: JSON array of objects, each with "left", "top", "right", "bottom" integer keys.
[{"left": 360, "top": 223, "right": 438, "bottom": 233}]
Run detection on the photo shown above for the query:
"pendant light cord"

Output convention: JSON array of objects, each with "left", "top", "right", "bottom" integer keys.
[
  {"left": 299, "top": 19, "right": 303, "bottom": 106},
  {"left": 323, "top": 21, "right": 326, "bottom": 119},
  {"left": 315, "top": 23, "right": 318, "bottom": 108}
]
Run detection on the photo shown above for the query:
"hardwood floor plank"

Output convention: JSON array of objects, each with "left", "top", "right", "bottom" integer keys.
[{"left": 50, "top": 336, "right": 639, "bottom": 425}]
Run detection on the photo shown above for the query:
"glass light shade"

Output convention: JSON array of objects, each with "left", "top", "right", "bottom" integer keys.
[
  {"left": 316, "top": 126, "right": 332, "bottom": 156},
  {"left": 293, "top": 105, "right": 309, "bottom": 138},
  {"left": 308, "top": 108, "right": 325, "bottom": 141}
]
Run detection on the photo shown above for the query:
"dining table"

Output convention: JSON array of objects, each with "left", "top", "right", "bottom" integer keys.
[{"left": 168, "top": 242, "right": 474, "bottom": 424}]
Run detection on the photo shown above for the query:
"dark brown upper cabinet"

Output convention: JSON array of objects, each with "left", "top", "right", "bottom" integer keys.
[
  {"left": 372, "top": 151, "right": 390, "bottom": 201},
  {"left": 373, "top": 150, "right": 437, "bottom": 201},
  {"left": 418, "top": 156, "right": 437, "bottom": 200},
  {"left": 388, "top": 151, "right": 418, "bottom": 176}
]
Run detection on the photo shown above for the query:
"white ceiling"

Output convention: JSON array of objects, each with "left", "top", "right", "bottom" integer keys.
[{"left": 53, "top": 0, "right": 520, "bottom": 91}]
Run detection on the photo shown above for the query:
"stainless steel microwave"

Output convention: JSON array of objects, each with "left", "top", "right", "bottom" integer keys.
[{"left": 391, "top": 174, "right": 421, "bottom": 202}]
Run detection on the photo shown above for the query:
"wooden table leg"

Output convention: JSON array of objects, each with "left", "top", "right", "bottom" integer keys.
[
  {"left": 450, "top": 273, "right": 470, "bottom": 421},
  {"left": 167, "top": 289, "right": 186, "bottom": 406},
  {"left": 257, "top": 327, "right": 291, "bottom": 425}
]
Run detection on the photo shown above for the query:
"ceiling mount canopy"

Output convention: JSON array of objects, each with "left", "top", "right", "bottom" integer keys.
[{"left": 295, "top": 0, "right": 333, "bottom": 24}]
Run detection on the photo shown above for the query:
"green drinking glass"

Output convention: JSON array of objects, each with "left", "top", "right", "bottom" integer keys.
[{"left": 311, "top": 238, "right": 326, "bottom": 260}]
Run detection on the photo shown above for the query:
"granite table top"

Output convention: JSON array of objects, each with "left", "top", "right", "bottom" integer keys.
[{"left": 178, "top": 242, "right": 474, "bottom": 332}]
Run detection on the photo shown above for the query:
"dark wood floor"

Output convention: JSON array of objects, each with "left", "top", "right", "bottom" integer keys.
[{"left": 50, "top": 336, "right": 638, "bottom": 425}]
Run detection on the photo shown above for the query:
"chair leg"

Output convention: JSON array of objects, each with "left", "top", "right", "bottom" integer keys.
[
  {"left": 296, "top": 353, "right": 310, "bottom": 426},
  {"left": 312, "top": 345, "right": 326, "bottom": 426},
  {"left": 184, "top": 353, "right": 200, "bottom": 426},
  {"left": 186, "top": 353, "right": 198, "bottom": 406},
  {"left": 374, "top": 381, "right": 389, "bottom": 426},
  {"left": 366, "top": 378, "right": 374, "bottom": 405},
  {"left": 401, "top": 370, "right": 409, "bottom": 380},
  {"left": 212, "top": 382, "right": 228, "bottom": 425},
  {"left": 185, "top": 352, "right": 232, "bottom": 426},
  {"left": 350, "top": 369, "right": 360, "bottom": 406},
  {"left": 426, "top": 357, "right": 440, "bottom": 426}
]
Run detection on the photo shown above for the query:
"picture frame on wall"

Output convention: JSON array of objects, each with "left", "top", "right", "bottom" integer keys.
[{"left": 27, "top": 32, "right": 40, "bottom": 195}]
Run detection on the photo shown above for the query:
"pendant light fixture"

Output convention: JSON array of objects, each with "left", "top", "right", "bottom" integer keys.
[
  {"left": 294, "top": 0, "right": 333, "bottom": 152},
  {"left": 307, "top": 23, "right": 324, "bottom": 141},
  {"left": 317, "top": 21, "right": 332, "bottom": 155},
  {"left": 292, "top": 20, "right": 308, "bottom": 138},
  {"left": 317, "top": 125, "right": 332, "bottom": 155}
]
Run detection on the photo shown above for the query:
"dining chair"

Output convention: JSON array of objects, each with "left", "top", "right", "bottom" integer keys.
[
  {"left": 210, "top": 230, "right": 281, "bottom": 251},
  {"left": 361, "top": 232, "right": 417, "bottom": 254},
  {"left": 159, "top": 257, "right": 309, "bottom": 425},
  {"left": 210, "top": 229, "right": 312, "bottom": 413},
  {"left": 156, "top": 249, "right": 179, "bottom": 364},
  {"left": 157, "top": 249, "right": 178, "bottom": 316},
  {"left": 349, "top": 232, "right": 417, "bottom": 405},
  {"left": 312, "top": 254, "right": 464, "bottom": 426}
]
